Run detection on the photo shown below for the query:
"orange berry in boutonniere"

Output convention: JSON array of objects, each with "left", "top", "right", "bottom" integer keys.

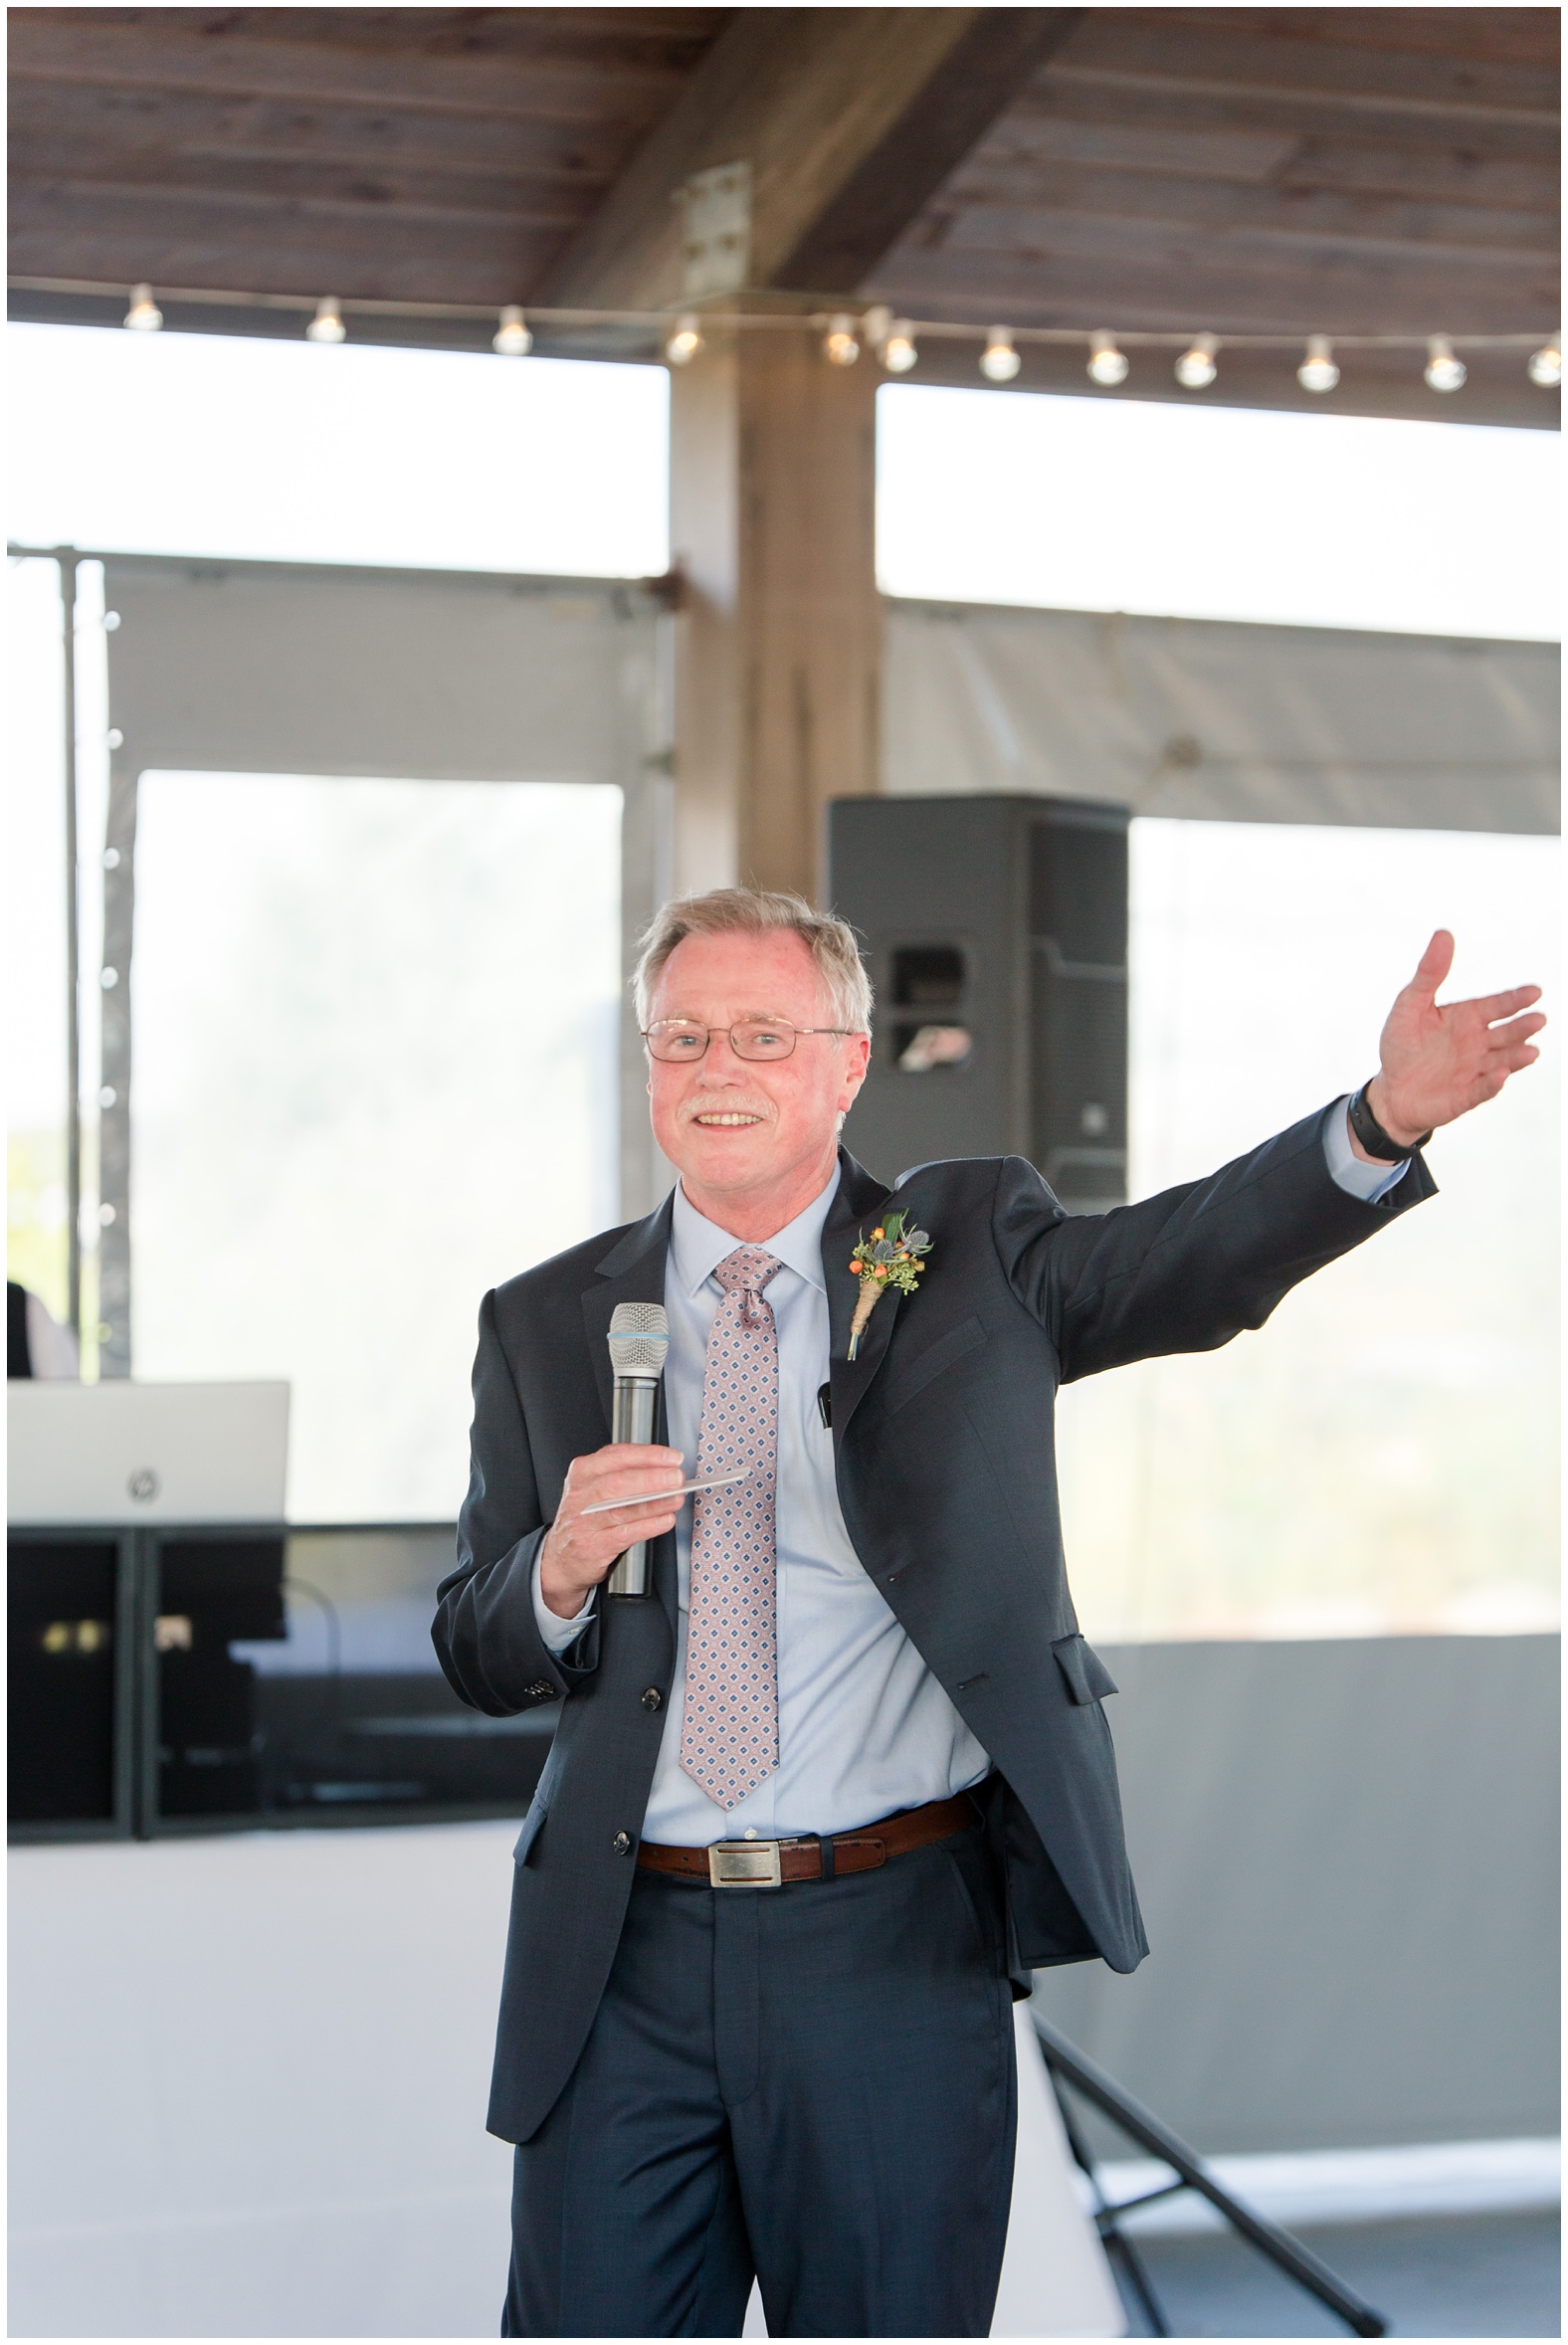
[{"left": 847, "top": 1211, "right": 933, "bottom": 1359}]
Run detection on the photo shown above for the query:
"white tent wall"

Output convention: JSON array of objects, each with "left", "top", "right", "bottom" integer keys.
[{"left": 883, "top": 599, "right": 1559, "bottom": 836}]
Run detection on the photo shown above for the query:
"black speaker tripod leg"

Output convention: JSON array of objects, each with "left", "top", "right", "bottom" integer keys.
[{"left": 1034, "top": 2016, "right": 1387, "bottom": 2339}]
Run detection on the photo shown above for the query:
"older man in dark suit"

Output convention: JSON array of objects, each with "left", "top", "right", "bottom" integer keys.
[{"left": 434, "top": 887, "right": 1541, "bottom": 2339}]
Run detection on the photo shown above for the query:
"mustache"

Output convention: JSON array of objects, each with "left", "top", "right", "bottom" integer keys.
[{"left": 679, "top": 1094, "right": 777, "bottom": 1123}]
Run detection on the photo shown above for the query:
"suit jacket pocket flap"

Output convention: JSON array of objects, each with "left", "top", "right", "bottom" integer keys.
[
  {"left": 888, "top": 1315, "right": 987, "bottom": 1414},
  {"left": 1052, "top": 1632, "right": 1118, "bottom": 1704},
  {"left": 512, "top": 1793, "right": 548, "bottom": 1866}
]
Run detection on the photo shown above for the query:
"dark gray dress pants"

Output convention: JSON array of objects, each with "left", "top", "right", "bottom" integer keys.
[{"left": 503, "top": 1823, "right": 1017, "bottom": 2338}]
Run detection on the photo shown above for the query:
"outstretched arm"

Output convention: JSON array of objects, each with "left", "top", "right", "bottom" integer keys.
[
  {"left": 1355, "top": 929, "right": 1544, "bottom": 1157},
  {"left": 999, "top": 929, "right": 1543, "bottom": 1382}
]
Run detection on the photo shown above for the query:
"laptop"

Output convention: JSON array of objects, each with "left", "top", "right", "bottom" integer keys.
[{"left": 8, "top": 1380, "right": 290, "bottom": 1526}]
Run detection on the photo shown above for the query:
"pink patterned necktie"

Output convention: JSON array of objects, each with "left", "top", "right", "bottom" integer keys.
[{"left": 679, "top": 1246, "right": 784, "bottom": 1811}]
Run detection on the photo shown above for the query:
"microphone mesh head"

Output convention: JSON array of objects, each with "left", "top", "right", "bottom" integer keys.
[{"left": 608, "top": 1301, "right": 670, "bottom": 1378}]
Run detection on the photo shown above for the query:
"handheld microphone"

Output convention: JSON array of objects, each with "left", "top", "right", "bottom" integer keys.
[{"left": 605, "top": 1302, "right": 670, "bottom": 1598}]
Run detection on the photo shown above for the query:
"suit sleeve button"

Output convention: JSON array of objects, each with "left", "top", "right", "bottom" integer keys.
[
  {"left": 641, "top": 1687, "right": 663, "bottom": 1711},
  {"left": 612, "top": 1831, "right": 634, "bottom": 1856}
]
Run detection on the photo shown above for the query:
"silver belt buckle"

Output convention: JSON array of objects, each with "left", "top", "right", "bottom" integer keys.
[{"left": 708, "top": 1839, "right": 784, "bottom": 1888}]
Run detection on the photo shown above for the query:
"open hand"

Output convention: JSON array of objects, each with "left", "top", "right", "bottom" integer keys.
[
  {"left": 538, "top": 1444, "right": 687, "bottom": 1620},
  {"left": 1365, "top": 931, "right": 1544, "bottom": 1149}
]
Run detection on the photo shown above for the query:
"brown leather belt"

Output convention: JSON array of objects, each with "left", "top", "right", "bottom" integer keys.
[{"left": 636, "top": 1791, "right": 980, "bottom": 1889}]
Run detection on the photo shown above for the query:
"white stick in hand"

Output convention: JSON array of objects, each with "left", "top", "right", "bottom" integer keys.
[{"left": 579, "top": 1467, "right": 750, "bottom": 1517}]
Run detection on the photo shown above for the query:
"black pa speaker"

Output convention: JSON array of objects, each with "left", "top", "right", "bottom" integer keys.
[{"left": 828, "top": 794, "right": 1129, "bottom": 1208}]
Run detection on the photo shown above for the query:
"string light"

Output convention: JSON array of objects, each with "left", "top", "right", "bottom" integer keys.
[
  {"left": 1527, "top": 335, "right": 1562, "bottom": 388},
  {"left": 882, "top": 319, "right": 918, "bottom": 373},
  {"left": 1174, "top": 333, "right": 1218, "bottom": 389},
  {"left": 823, "top": 312, "right": 860, "bottom": 367},
  {"left": 493, "top": 305, "right": 532, "bottom": 356},
  {"left": 55, "top": 276, "right": 1551, "bottom": 399},
  {"left": 1087, "top": 331, "right": 1128, "bottom": 386},
  {"left": 1297, "top": 334, "right": 1339, "bottom": 393},
  {"left": 980, "top": 326, "right": 1022, "bottom": 382},
  {"left": 1424, "top": 334, "right": 1466, "bottom": 392},
  {"left": 123, "top": 283, "right": 163, "bottom": 331}
]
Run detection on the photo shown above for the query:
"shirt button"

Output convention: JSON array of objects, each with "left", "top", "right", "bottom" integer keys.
[
  {"left": 641, "top": 1687, "right": 663, "bottom": 1711},
  {"left": 612, "top": 1831, "right": 633, "bottom": 1856}
]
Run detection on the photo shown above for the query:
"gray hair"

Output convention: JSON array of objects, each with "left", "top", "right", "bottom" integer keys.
[{"left": 633, "top": 887, "right": 873, "bottom": 1035}]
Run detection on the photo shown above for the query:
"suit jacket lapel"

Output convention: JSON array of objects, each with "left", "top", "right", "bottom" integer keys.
[
  {"left": 581, "top": 1192, "right": 678, "bottom": 1637},
  {"left": 824, "top": 1149, "right": 893, "bottom": 1441}
]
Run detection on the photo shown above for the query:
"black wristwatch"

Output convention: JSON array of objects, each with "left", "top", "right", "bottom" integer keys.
[{"left": 1347, "top": 1082, "right": 1432, "bottom": 1163}]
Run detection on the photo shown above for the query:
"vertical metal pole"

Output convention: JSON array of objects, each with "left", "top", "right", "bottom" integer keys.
[{"left": 59, "top": 549, "right": 82, "bottom": 1341}]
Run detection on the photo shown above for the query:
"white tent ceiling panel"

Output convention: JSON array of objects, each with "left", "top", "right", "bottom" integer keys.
[
  {"left": 884, "top": 601, "right": 1560, "bottom": 835},
  {"left": 101, "top": 559, "right": 659, "bottom": 786}
]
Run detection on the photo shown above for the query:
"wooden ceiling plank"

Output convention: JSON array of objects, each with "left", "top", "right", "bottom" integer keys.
[
  {"left": 924, "top": 200, "right": 1556, "bottom": 277},
  {"left": 871, "top": 244, "right": 1558, "bottom": 335},
  {"left": 969, "top": 113, "right": 1559, "bottom": 215},
  {"left": 202, "top": 9, "right": 731, "bottom": 74},
  {"left": 8, "top": 80, "right": 644, "bottom": 183},
  {"left": 10, "top": 177, "right": 556, "bottom": 253},
  {"left": 8, "top": 193, "right": 567, "bottom": 304},
  {"left": 1275, "top": 138, "right": 1560, "bottom": 212},
  {"left": 1011, "top": 76, "right": 1561, "bottom": 164},
  {"left": 7, "top": 17, "right": 693, "bottom": 127},
  {"left": 1116, "top": 9, "right": 1561, "bottom": 72},
  {"left": 973, "top": 113, "right": 1303, "bottom": 185},
  {"left": 935, "top": 173, "right": 1557, "bottom": 257},
  {"left": 1046, "top": 19, "right": 1558, "bottom": 126},
  {"left": 16, "top": 154, "right": 590, "bottom": 233},
  {"left": 537, "top": 9, "right": 1080, "bottom": 308}
]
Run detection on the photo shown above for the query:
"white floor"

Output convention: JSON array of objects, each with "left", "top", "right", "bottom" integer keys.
[{"left": 9, "top": 1825, "right": 1119, "bottom": 2338}]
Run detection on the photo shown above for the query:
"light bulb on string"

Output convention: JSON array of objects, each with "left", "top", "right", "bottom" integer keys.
[
  {"left": 1424, "top": 335, "right": 1466, "bottom": 392},
  {"left": 823, "top": 313, "right": 861, "bottom": 367},
  {"left": 1086, "top": 331, "right": 1128, "bottom": 386},
  {"left": 493, "top": 305, "right": 532, "bottom": 356},
  {"left": 1174, "top": 333, "right": 1218, "bottom": 389},
  {"left": 123, "top": 283, "right": 163, "bottom": 331},
  {"left": 1527, "top": 335, "right": 1562, "bottom": 388},
  {"left": 980, "top": 326, "right": 1021, "bottom": 382},
  {"left": 882, "top": 320, "right": 918, "bottom": 373},
  {"left": 666, "top": 313, "right": 702, "bottom": 366},
  {"left": 306, "top": 296, "right": 346, "bottom": 344},
  {"left": 1297, "top": 335, "right": 1339, "bottom": 393}
]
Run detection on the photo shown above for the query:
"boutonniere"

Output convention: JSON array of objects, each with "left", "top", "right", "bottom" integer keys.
[{"left": 847, "top": 1211, "right": 932, "bottom": 1360}]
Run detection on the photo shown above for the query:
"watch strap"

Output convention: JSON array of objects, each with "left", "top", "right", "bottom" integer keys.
[{"left": 1347, "top": 1083, "right": 1432, "bottom": 1164}]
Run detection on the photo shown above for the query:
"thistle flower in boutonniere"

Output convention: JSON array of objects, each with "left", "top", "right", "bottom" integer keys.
[{"left": 847, "top": 1211, "right": 932, "bottom": 1360}]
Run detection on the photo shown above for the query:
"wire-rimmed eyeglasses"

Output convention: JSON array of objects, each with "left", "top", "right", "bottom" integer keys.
[{"left": 643, "top": 1018, "right": 860, "bottom": 1063}]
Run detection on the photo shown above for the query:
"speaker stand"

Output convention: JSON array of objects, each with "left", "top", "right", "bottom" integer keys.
[{"left": 1033, "top": 2017, "right": 1387, "bottom": 2339}]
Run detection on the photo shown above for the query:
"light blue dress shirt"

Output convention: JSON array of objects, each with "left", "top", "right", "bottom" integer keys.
[{"left": 533, "top": 1102, "right": 1406, "bottom": 1845}]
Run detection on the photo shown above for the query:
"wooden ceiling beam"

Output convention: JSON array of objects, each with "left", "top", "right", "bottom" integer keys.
[{"left": 537, "top": 8, "right": 1081, "bottom": 308}]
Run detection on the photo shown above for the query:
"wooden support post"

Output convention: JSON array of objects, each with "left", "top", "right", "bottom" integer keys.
[{"left": 669, "top": 319, "right": 881, "bottom": 905}]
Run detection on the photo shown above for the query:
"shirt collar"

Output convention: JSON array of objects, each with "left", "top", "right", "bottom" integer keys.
[{"left": 670, "top": 1168, "right": 841, "bottom": 1299}]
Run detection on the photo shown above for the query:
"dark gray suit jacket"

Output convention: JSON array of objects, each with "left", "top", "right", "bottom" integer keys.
[{"left": 434, "top": 1104, "right": 1434, "bottom": 2144}]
